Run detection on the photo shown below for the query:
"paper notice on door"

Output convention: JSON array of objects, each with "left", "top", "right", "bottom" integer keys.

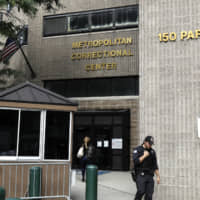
[
  {"left": 104, "top": 140, "right": 109, "bottom": 147},
  {"left": 97, "top": 141, "right": 102, "bottom": 147},
  {"left": 112, "top": 138, "right": 123, "bottom": 149}
]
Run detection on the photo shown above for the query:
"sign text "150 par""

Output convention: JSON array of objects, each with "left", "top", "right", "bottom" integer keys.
[{"left": 158, "top": 30, "right": 200, "bottom": 42}]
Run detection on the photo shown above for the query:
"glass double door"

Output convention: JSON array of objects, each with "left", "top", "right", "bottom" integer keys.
[
  {"left": 95, "top": 126, "right": 112, "bottom": 169},
  {"left": 73, "top": 110, "right": 130, "bottom": 171}
]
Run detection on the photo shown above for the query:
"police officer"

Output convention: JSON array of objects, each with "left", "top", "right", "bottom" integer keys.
[{"left": 133, "top": 136, "right": 160, "bottom": 200}]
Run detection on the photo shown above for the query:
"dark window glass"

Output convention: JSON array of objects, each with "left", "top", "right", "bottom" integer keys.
[
  {"left": 43, "top": 6, "right": 138, "bottom": 36},
  {"left": 44, "top": 76, "right": 139, "bottom": 97},
  {"left": 116, "top": 7, "right": 138, "bottom": 27},
  {"left": 44, "top": 80, "right": 67, "bottom": 97},
  {"left": 67, "top": 14, "right": 89, "bottom": 32},
  {"left": 44, "top": 16, "right": 66, "bottom": 36},
  {"left": 91, "top": 11, "right": 113, "bottom": 29},
  {"left": 94, "top": 116, "right": 112, "bottom": 125},
  {"left": 75, "top": 116, "right": 92, "bottom": 125},
  {"left": 67, "top": 79, "right": 88, "bottom": 97},
  {"left": 87, "top": 78, "right": 111, "bottom": 96},
  {"left": 113, "top": 116, "right": 123, "bottom": 125},
  {"left": 0, "top": 13, "right": 3, "bottom": 21},
  {"left": 18, "top": 111, "right": 40, "bottom": 156},
  {"left": 45, "top": 111, "right": 70, "bottom": 160},
  {"left": 0, "top": 110, "right": 18, "bottom": 156},
  {"left": 112, "top": 77, "right": 139, "bottom": 95},
  {"left": 113, "top": 126, "right": 122, "bottom": 137},
  {"left": 18, "top": 26, "right": 28, "bottom": 45}
]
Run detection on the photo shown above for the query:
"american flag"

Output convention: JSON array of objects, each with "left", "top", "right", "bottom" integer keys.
[{"left": 0, "top": 38, "right": 19, "bottom": 62}]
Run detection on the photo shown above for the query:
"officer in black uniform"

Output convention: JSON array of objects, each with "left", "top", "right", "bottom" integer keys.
[{"left": 133, "top": 136, "right": 160, "bottom": 200}]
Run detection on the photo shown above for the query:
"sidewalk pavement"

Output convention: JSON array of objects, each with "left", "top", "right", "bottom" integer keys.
[{"left": 70, "top": 170, "right": 137, "bottom": 200}]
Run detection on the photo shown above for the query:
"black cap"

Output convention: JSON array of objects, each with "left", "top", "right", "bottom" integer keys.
[{"left": 144, "top": 136, "right": 154, "bottom": 145}]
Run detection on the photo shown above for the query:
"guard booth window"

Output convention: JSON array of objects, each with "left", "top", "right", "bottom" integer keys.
[
  {"left": 18, "top": 111, "right": 40, "bottom": 156},
  {"left": 0, "top": 109, "right": 70, "bottom": 160},
  {"left": 45, "top": 111, "right": 70, "bottom": 160},
  {"left": 0, "top": 110, "right": 18, "bottom": 156},
  {"left": 0, "top": 110, "right": 40, "bottom": 157}
]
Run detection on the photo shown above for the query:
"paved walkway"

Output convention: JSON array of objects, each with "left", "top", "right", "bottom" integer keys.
[{"left": 70, "top": 170, "right": 137, "bottom": 200}]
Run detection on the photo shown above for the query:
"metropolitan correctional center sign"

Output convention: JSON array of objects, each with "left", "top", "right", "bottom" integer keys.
[{"left": 71, "top": 37, "right": 134, "bottom": 72}]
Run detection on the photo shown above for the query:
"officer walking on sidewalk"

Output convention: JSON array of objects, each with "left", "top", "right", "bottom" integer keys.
[{"left": 133, "top": 136, "right": 160, "bottom": 200}]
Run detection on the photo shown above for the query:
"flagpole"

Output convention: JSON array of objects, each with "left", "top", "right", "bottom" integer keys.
[{"left": 18, "top": 43, "right": 36, "bottom": 79}]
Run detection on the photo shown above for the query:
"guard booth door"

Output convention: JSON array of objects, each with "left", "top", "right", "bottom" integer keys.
[{"left": 72, "top": 110, "right": 130, "bottom": 171}]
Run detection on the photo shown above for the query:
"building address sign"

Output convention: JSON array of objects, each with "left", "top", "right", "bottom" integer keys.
[
  {"left": 71, "top": 37, "right": 134, "bottom": 72},
  {"left": 159, "top": 30, "right": 200, "bottom": 42}
]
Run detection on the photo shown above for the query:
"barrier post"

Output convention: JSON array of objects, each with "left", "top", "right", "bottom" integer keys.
[
  {"left": 86, "top": 165, "right": 98, "bottom": 200},
  {"left": 29, "top": 167, "right": 42, "bottom": 199},
  {"left": 0, "top": 187, "right": 5, "bottom": 200}
]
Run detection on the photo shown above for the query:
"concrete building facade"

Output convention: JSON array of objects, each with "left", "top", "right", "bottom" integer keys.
[
  {"left": 140, "top": 0, "right": 200, "bottom": 199},
  {"left": 1, "top": 0, "right": 200, "bottom": 199},
  {"left": 25, "top": 0, "right": 140, "bottom": 171}
]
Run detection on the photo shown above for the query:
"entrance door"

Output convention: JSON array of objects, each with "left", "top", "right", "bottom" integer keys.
[
  {"left": 72, "top": 110, "right": 130, "bottom": 171},
  {"left": 95, "top": 126, "right": 112, "bottom": 169}
]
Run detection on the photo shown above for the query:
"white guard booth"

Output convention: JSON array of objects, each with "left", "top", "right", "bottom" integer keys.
[{"left": 0, "top": 81, "right": 78, "bottom": 200}]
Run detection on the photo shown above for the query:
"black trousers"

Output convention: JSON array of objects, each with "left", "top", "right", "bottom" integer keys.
[
  {"left": 134, "top": 174, "right": 154, "bottom": 200},
  {"left": 80, "top": 156, "right": 89, "bottom": 181},
  {"left": 80, "top": 156, "right": 93, "bottom": 181}
]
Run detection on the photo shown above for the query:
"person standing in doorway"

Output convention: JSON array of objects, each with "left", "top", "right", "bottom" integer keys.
[
  {"left": 79, "top": 136, "right": 95, "bottom": 182},
  {"left": 133, "top": 136, "right": 160, "bottom": 200}
]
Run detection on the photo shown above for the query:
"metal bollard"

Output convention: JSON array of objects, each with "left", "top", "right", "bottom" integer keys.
[
  {"left": 86, "top": 165, "right": 98, "bottom": 200},
  {"left": 0, "top": 187, "right": 5, "bottom": 200},
  {"left": 29, "top": 167, "right": 42, "bottom": 198}
]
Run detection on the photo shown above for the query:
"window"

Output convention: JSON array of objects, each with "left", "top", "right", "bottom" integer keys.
[
  {"left": 115, "top": 6, "right": 138, "bottom": 27},
  {"left": 0, "top": 109, "right": 71, "bottom": 160},
  {"left": 112, "top": 76, "right": 139, "bottom": 95},
  {"left": 44, "top": 76, "right": 139, "bottom": 97},
  {"left": 0, "top": 13, "right": 3, "bottom": 22},
  {"left": 18, "top": 111, "right": 40, "bottom": 156},
  {"left": 91, "top": 10, "right": 113, "bottom": 30},
  {"left": 0, "top": 110, "right": 18, "bottom": 156},
  {"left": 43, "top": 5, "right": 138, "bottom": 36},
  {"left": 0, "top": 110, "right": 40, "bottom": 157},
  {"left": 44, "top": 80, "right": 67, "bottom": 96},
  {"left": 67, "top": 14, "right": 89, "bottom": 32},
  {"left": 45, "top": 111, "right": 70, "bottom": 160},
  {"left": 43, "top": 16, "right": 66, "bottom": 36},
  {"left": 87, "top": 78, "right": 111, "bottom": 96},
  {"left": 18, "top": 26, "right": 28, "bottom": 45},
  {"left": 67, "top": 79, "right": 88, "bottom": 97}
]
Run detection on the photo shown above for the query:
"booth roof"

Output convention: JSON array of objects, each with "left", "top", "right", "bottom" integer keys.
[{"left": 0, "top": 81, "right": 78, "bottom": 106}]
